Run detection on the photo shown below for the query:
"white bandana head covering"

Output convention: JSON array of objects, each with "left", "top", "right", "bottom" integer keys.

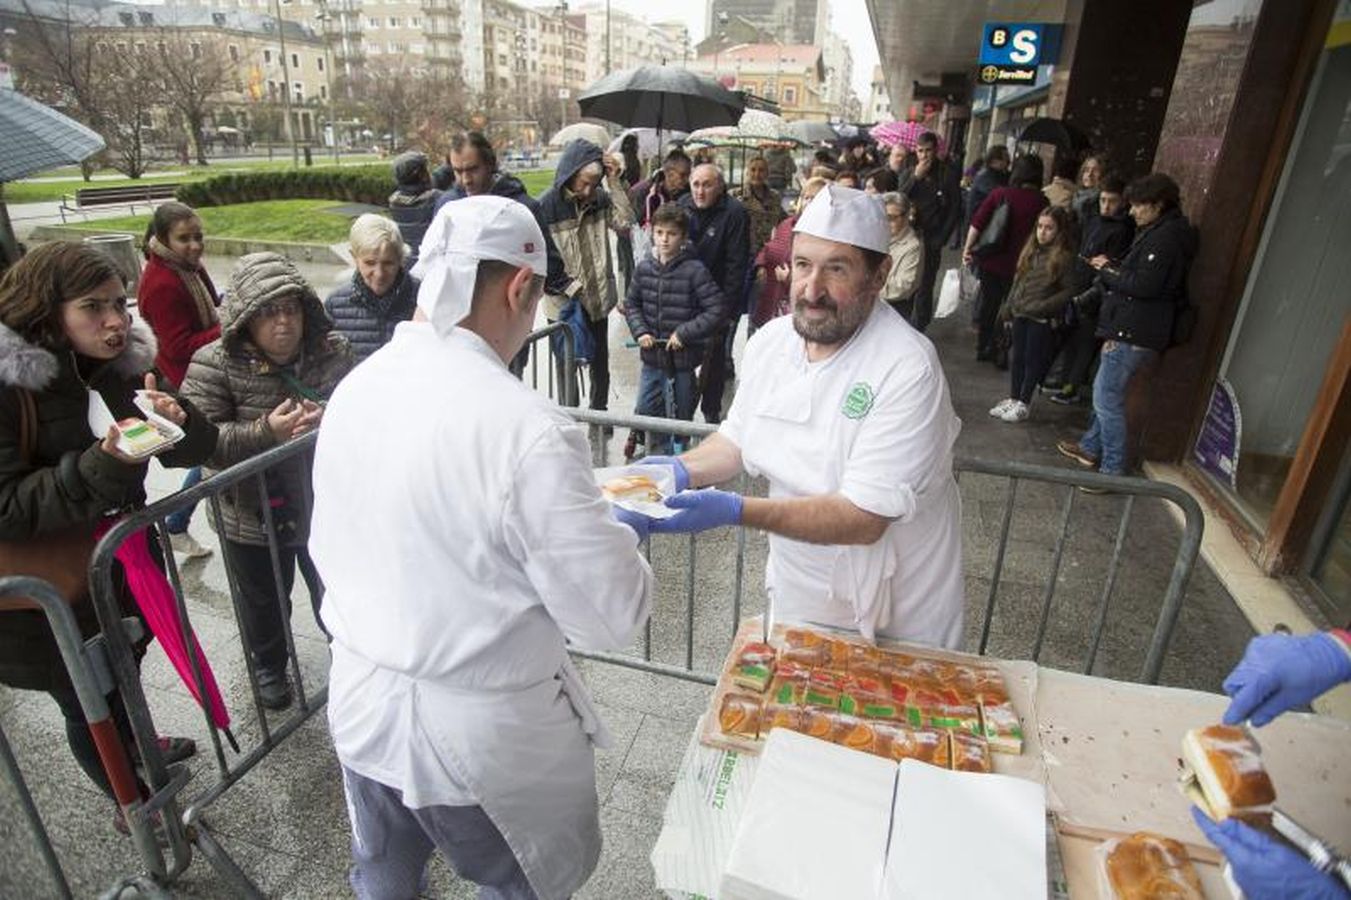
[
  {"left": 410, "top": 195, "right": 547, "bottom": 336},
  {"left": 792, "top": 183, "right": 890, "bottom": 254}
]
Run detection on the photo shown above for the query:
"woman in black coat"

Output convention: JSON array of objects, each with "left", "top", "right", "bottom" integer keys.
[{"left": 0, "top": 242, "right": 216, "bottom": 826}]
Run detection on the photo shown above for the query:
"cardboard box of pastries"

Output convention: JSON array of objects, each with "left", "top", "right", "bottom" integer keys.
[{"left": 703, "top": 622, "right": 1015, "bottom": 773}]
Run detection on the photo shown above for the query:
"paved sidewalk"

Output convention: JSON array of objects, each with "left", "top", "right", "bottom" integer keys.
[{"left": 0, "top": 255, "right": 1254, "bottom": 899}]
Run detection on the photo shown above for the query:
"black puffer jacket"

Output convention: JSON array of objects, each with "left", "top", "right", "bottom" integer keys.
[
  {"left": 324, "top": 270, "right": 418, "bottom": 363},
  {"left": 0, "top": 318, "right": 216, "bottom": 684},
  {"left": 623, "top": 245, "right": 726, "bottom": 370},
  {"left": 1095, "top": 208, "right": 1197, "bottom": 352},
  {"left": 388, "top": 188, "right": 441, "bottom": 263},
  {"left": 677, "top": 191, "right": 750, "bottom": 318}
]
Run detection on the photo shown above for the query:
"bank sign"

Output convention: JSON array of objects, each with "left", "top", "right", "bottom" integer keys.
[{"left": 978, "top": 23, "right": 1052, "bottom": 85}]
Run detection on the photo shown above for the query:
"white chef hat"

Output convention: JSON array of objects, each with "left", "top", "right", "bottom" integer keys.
[
  {"left": 792, "top": 183, "right": 890, "bottom": 254},
  {"left": 411, "top": 195, "right": 548, "bottom": 337}
]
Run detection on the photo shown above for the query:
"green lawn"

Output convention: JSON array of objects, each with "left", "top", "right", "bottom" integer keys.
[
  {"left": 518, "top": 169, "right": 554, "bottom": 197},
  {"left": 63, "top": 199, "right": 355, "bottom": 244}
]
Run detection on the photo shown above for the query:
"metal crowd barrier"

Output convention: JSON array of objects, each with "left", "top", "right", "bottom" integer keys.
[
  {"left": 32, "top": 374, "right": 1198, "bottom": 896},
  {"left": 516, "top": 319, "right": 581, "bottom": 407},
  {"left": 0, "top": 576, "right": 173, "bottom": 900},
  {"left": 567, "top": 408, "right": 1204, "bottom": 687}
]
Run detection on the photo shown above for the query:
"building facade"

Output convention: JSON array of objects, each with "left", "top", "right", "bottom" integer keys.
[
  {"left": 693, "top": 42, "right": 828, "bottom": 122},
  {"left": 866, "top": 0, "right": 1351, "bottom": 626},
  {"left": 706, "top": 0, "right": 826, "bottom": 46}
]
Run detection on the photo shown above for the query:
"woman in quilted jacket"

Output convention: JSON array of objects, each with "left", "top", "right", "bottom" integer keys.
[
  {"left": 324, "top": 214, "right": 418, "bottom": 363},
  {"left": 181, "top": 252, "right": 352, "bottom": 710}
]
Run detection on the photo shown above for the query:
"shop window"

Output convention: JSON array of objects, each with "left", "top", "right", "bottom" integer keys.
[{"left": 1204, "top": 29, "right": 1351, "bottom": 618}]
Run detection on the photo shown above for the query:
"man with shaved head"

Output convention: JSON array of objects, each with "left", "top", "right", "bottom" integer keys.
[{"left": 678, "top": 163, "right": 749, "bottom": 424}]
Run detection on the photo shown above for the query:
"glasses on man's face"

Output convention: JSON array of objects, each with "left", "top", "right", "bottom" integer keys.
[{"left": 257, "top": 299, "right": 302, "bottom": 320}]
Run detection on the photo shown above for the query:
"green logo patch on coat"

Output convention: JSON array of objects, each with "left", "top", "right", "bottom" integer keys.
[{"left": 842, "top": 382, "right": 875, "bottom": 419}]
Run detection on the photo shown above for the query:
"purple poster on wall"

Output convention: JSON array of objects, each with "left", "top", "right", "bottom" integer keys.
[{"left": 1193, "top": 379, "right": 1241, "bottom": 490}]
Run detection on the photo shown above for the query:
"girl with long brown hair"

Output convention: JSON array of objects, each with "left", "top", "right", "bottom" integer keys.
[{"left": 990, "top": 205, "right": 1079, "bottom": 422}]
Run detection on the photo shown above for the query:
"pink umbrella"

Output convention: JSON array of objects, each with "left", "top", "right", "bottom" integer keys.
[
  {"left": 100, "top": 521, "right": 235, "bottom": 750},
  {"left": 871, "top": 120, "right": 947, "bottom": 155}
]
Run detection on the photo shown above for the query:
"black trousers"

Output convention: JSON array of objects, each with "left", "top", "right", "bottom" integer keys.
[
  {"left": 976, "top": 269, "right": 1013, "bottom": 358},
  {"left": 1057, "top": 314, "right": 1101, "bottom": 390},
  {"left": 698, "top": 324, "right": 732, "bottom": 424},
  {"left": 47, "top": 682, "right": 145, "bottom": 800},
  {"left": 586, "top": 314, "right": 609, "bottom": 411},
  {"left": 914, "top": 240, "right": 945, "bottom": 332},
  {"left": 221, "top": 539, "right": 324, "bottom": 676},
  {"left": 1009, "top": 318, "right": 1061, "bottom": 403}
]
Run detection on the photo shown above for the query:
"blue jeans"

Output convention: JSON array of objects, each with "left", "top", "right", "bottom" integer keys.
[
  {"left": 165, "top": 466, "right": 202, "bottom": 534},
  {"left": 635, "top": 363, "right": 695, "bottom": 454},
  {"left": 1078, "top": 341, "right": 1157, "bottom": 475}
]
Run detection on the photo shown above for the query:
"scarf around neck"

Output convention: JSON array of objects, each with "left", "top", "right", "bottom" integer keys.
[{"left": 148, "top": 236, "right": 218, "bottom": 332}]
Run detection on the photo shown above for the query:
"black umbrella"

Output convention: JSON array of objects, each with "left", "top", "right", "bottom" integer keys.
[
  {"left": 578, "top": 66, "right": 745, "bottom": 133},
  {"left": 1001, "top": 116, "right": 1091, "bottom": 151}
]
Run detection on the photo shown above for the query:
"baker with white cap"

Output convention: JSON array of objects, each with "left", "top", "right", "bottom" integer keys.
[
  {"left": 309, "top": 194, "right": 654, "bottom": 899},
  {"left": 639, "top": 183, "right": 965, "bottom": 648}
]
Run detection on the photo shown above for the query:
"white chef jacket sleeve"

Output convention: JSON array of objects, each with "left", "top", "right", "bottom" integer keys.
[
  {"left": 501, "top": 420, "right": 654, "bottom": 653},
  {"left": 839, "top": 358, "right": 955, "bottom": 522}
]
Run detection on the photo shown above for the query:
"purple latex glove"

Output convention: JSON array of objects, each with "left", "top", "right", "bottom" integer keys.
[
  {"left": 1222, "top": 633, "right": 1351, "bottom": 727},
  {"left": 1192, "top": 809, "right": 1349, "bottom": 900},
  {"left": 648, "top": 488, "right": 743, "bottom": 534},
  {"left": 635, "top": 455, "right": 690, "bottom": 492},
  {"left": 611, "top": 504, "right": 651, "bottom": 542}
]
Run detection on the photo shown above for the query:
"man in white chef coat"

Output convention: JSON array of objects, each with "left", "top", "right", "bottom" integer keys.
[
  {"left": 643, "top": 183, "right": 964, "bottom": 648},
  {"left": 309, "top": 195, "right": 654, "bottom": 900}
]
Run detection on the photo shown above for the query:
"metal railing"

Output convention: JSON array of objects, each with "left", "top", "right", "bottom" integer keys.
[
  {"left": 16, "top": 382, "right": 1201, "bottom": 895},
  {"left": 566, "top": 408, "right": 1204, "bottom": 686},
  {"left": 0, "top": 576, "right": 173, "bottom": 900}
]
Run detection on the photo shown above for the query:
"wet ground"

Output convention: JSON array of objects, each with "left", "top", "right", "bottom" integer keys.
[{"left": 0, "top": 249, "right": 1254, "bottom": 898}]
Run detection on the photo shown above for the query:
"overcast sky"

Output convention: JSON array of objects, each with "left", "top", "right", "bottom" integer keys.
[{"left": 550, "top": 0, "right": 882, "bottom": 100}]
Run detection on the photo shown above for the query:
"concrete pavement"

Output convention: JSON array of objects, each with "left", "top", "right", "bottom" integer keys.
[{"left": 0, "top": 251, "right": 1253, "bottom": 898}]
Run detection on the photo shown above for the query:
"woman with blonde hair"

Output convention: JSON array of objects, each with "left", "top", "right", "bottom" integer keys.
[
  {"left": 324, "top": 214, "right": 418, "bottom": 363},
  {"left": 880, "top": 192, "right": 924, "bottom": 322},
  {"left": 990, "top": 205, "right": 1078, "bottom": 422},
  {"left": 751, "top": 176, "right": 828, "bottom": 328}
]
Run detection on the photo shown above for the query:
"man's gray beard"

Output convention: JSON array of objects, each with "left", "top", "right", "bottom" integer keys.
[{"left": 792, "top": 294, "right": 873, "bottom": 345}]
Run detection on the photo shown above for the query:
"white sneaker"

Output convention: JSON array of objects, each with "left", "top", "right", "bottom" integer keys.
[
  {"left": 988, "top": 398, "right": 1016, "bottom": 417},
  {"left": 1000, "top": 400, "right": 1030, "bottom": 422},
  {"left": 169, "top": 532, "right": 212, "bottom": 559}
]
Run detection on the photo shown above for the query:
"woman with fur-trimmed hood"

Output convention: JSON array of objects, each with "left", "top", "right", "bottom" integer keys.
[
  {"left": 0, "top": 242, "right": 216, "bottom": 827},
  {"left": 181, "top": 251, "right": 352, "bottom": 711}
]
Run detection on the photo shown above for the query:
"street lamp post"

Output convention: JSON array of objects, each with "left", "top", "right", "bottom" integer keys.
[
  {"left": 273, "top": 0, "right": 299, "bottom": 165},
  {"left": 315, "top": 5, "right": 340, "bottom": 164}
]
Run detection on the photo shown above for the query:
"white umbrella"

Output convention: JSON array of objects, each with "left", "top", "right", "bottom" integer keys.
[
  {"left": 608, "top": 127, "right": 687, "bottom": 159},
  {"left": 548, "top": 122, "right": 612, "bottom": 149}
]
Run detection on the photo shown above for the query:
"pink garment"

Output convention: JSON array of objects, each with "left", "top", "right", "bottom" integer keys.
[{"left": 98, "top": 520, "right": 231, "bottom": 731}]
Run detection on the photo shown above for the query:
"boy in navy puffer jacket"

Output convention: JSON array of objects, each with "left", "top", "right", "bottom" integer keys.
[{"left": 623, "top": 203, "right": 726, "bottom": 455}]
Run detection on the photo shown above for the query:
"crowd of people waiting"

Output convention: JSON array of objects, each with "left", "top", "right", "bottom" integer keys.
[{"left": 0, "top": 124, "right": 1200, "bottom": 845}]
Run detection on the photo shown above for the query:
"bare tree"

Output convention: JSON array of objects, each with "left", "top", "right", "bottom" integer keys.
[
  {"left": 148, "top": 27, "right": 236, "bottom": 166},
  {"left": 12, "top": 0, "right": 164, "bottom": 177},
  {"left": 344, "top": 60, "right": 472, "bottom": 155}
]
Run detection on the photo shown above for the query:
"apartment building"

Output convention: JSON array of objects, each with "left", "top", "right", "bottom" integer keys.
[{"left": 693, "top": 42, "right": 829, "bottom": 122}]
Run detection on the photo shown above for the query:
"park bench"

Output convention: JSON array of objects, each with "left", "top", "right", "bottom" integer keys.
[{"left": 59, "top": 183, "right": 181, "bottom": 222}]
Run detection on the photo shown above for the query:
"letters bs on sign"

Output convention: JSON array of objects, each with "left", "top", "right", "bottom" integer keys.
[{"left": 980, "top": 23, "right": 1044, "bottom": 67}]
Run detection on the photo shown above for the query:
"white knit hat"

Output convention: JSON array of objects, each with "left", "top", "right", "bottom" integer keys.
[
  {"left": 792, "top": 183, "right": 890, "bottom": 254},
  {"left": 411, "top": 195, "right": 547, "bottom": 336}
]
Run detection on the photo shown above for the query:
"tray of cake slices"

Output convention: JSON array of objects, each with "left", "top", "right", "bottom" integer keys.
[{"left": 701, "top": 621, "right": 1024, "bottom": 773}]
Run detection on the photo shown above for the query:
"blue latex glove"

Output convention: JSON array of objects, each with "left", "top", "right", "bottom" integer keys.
[
  {"left": 611, "top": 505, "right": 651, "bottom": 542},
  {"left": 1222, "top": 633, "right": 1351, "bottom": 727},
  {"left": 1192, "top": 808, "right": 1349, "bottom": 900},
  {"left": 649, "top": 488, "right": 743, "bottom": 534},
  {"left": 635, "top": 455, "right": 690, "bottom": 492}
]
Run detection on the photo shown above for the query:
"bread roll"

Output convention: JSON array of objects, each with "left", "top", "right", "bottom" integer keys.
[
  {"left": 718, "top": 692, "right": 762, "bottom": 739},
  {"left": 1181, "top": 725, "right": 1276, "bottom": 820},
  {"left": 1104, "top": 832, "right": 1204, "bottom": 900}
]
